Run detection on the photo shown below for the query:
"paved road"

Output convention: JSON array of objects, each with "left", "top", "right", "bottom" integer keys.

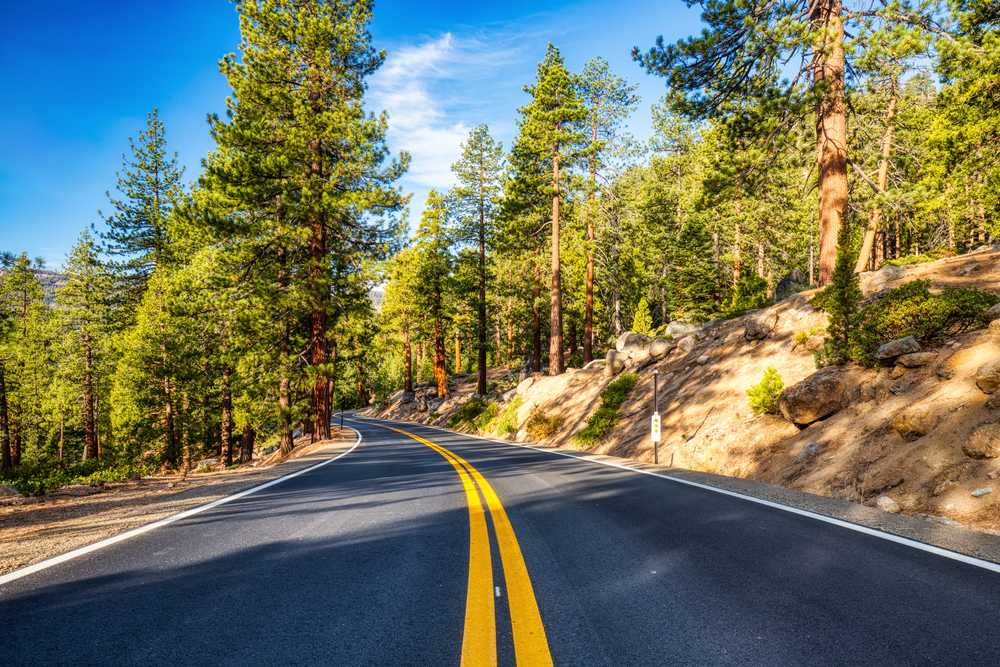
[{"left": 3, "top": 416, "right": 1000, "bottom": 666}]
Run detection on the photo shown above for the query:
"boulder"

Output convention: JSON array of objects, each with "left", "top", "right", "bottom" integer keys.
[
  {"left": 515, "top": 377, "right": 535, "bottom": 397},
  {"left": 870, "top": 264, "right": 907, "bottom": 286},
  {"left": 896, "top": 352, "right": 938, "bottom": 368},
  {"left": 417, "top": 398, "right": 428, "bottom": 413},
  {"left": 0, "top": 483, "right": 19, "bottom": 497},
  {"left": 678, "top": 336, "right": 698, "bottom": 353},
  {"left": 872, "top": 376, "right": 893, "bottom": 403},
  {"left": 876, "top": 336, "right": 921, "bottom": 360},
  {"left": 986, "top": 318, "right": 1000, "bottom": 342},
  {"left": 666, "top": 321, "right": 699, "bottom": 339},
  {"left": 616, "top": 331, "right": 652, "bottom": 353},
  {"left": 783, "top": 293, "right": 809, "bottom": 310},
  {"left": 671, "top": 414, "right": 800, "bottom": 475},
  {"left": 568, "top": 368, "right": 603, "bottom": 386},
  {"left": 744, "top": 310, "right": 779, "bottom": 341},
  {"left": 795, "top": 441, "right": 823, "bottom": 462},
  {"left": 582, "top": 359, "right": 605, "bottom": 370},
  {"left": 805, "top": 335, "right": 825, "bottom": 352},
  {"left": 775, "top": 267, "right": 808, "bottom": 300},
  {"left": 696, "top": 355, "right": 709, "bottom": 365},
  {"left": 648, "top": 337, "right": 678, "bottom": 360},
  {"left": 777, "top": 368, "right": 846, "bottom": 425},
  {"left": 604, "top": 350, "right": 627, "bottom": 377},
  {"left": 400, "top": 391, "right": 416, "bottom": 404},
  {"left": 629, "top": 350, "right": 656, "bottom": 371},
  {"left": 984, "top": 303, "right": 1000, "bottom": 323},
  {"left": 964, "top": 423, "right": 1000, "bottom": 459},
  {"left": 891, "top": 409, "right": 938, "bottom": 441},
  {"left": 972, "top": 487, "right": 994, "bottom": 498},
  {"left": 876, "top": 496, "right": 901, "bottom": 513},
  {"left": 975, "top": 359, "right": 1000, "bottom": 394}
]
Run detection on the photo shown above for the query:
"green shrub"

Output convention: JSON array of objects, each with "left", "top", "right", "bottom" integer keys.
[
  {"left": 573, "top": 373, "right": 640, "bottom": 448},
  {"left": 566, "top": 351, "right": 584, "bottom": 369},
  {"left": 729, "top": 271, "right": 768, "bottom": 314},
  {"left": 0, "top": 459, "right": 153, "bottom": 494},
  {"left": 472, "top": 403, "right": 501, "bottom": 432},
  {"left": 885, "top": 248, "right": 954, "bottom": 266},
  {"left": 813, "top": 224, "right": 863, "bottom": 367},
  {"left": 447, "top": 398, "right": 488, "bottom": 429},
  {"left": 850, "top": 280, "right": 999, "bottom": 366},
  {"left": 794, "top": 331, "right": 809, "bottom": 346},
  {"left": 525, "top": 409, "right": 564, "bottom": 440},
  {"left": 746, "top": 367, "right": 785, "bottom": 415},
  {"left": 495, "top": 397, "right": 524, "bottom": 435},
  {"left": 427, "top": 412, "right": 441, "bottom": 424},
  {"left": 632, "top": 296, "right": 653, "bottom": 335}
]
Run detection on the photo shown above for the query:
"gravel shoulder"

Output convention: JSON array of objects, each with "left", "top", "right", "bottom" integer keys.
[{"left": 0, "top": 428, "right": 358, "bottom": 576}]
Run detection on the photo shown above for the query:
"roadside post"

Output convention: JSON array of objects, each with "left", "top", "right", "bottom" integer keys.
[{"left": 652, "top": 370, "right": 660, "bottom": 465}]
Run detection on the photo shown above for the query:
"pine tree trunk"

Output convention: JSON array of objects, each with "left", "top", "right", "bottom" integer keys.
[
  {"left": 533, "top": 245, "right": 542, "bottom": 373},
  {"left": 403, "top": 327, "right": 413, "bottom": 393},
  {"left": 455, "top": 330, "right": 461, "bottom": 377},
  {"left": 477, "top": 179, "right": 488, "bottom": 396},
  {"left": 569, "top": 320, "right": 577, "bottom": 356},
  {"left": 584, "top": 142, "right": 597, "bottom": 366},
  {"left": 814, "top": 0, "right": 848, "bottom": 286},
  {"left": 855, "top": 92, "right": 897, "bottom": 273},
  {"left": 0, "top": 363, "right": 9, "bottom": 470},
  {"left": 181, "top": 391, "right": 191, "bottom": 473},
  {"left": 276, "top": 206, "right": 294, "bottom": 457},
  {"left": 83, "top": 326, "right": 97, "bottom": 460},
  {"left": 733, "top": 195, "right": 743, "bottom": 289},
  {"left": 221, "top": 363, "right": 233, "bottom": 465},
  {"left": 239, "top": 423, "right": 255, "bottom": 464},
  {"left": 356, "top": 359, "right": 368, "bottom": 407},
  {"left": 432, "top": 280, "right": 450, "bottom": 399},
  {"left": 549, "top": 156, "right": 564, "bottom": 375}
]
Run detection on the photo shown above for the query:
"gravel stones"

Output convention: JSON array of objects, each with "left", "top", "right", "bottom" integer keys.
[
  {"left": 744, "top": 310, "right": 779, "bottom": 341},
  {"left": 975, "top": 359, "right": 1000, "bottom": 394},
  {"left": 933, "top": 480, "right": 956, "bottom": 496},
  {"left": 972, "top": 487, "right": 994, "bottom": 498},
  {"left": 696, "top": 355, "right": 709, "bottom": 365},
  {"left": 876, "top": 496, "right": 901, "bottom": 513},
  {"left": 963, "top": 423, "right": 1000, "bottom": 459},
  {"left": 777, "top": 368, "right": 846, "bottom": 425},
  {"left": 876, "top": 336, "right": 921, "bottom": 360}
]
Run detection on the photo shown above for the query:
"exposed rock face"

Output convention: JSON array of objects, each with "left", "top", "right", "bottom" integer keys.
[
  {"left": 777, "top": 368, "right": 846, "bottom": 425},
  {"left": 775, "top": 267, "right": 808, "bottom": 300},
  {"left": 417, "top": 397, "right": 429, "bottom": 412},
  {"left": 975, "top": 359, "right": 1000, "bottom": 394},
  {"left": 0, "top": 483, "right": 19, "bottom": 497},
  {"left": 870, "top": 264, "right": 906, "bottom": 286},
  {"left": 628, "top": 350, "right": 656, "bottom": 372},
  {"left": 582, "top": 359, "right": 605, "bottom": 370},
  {"left": 891, "top": 409, "right": 938, "bottom": 441},
  {"left": 896, "top": 352, "right": 938, "bottom": 368},
  {"left": 876, "top": 336, "right": 921, "bottom": 360},
  {"left": 984, "top": 303, "right": 1000, "bottom": 323},
  {"left": 672, "top": 414, "right": 800, "bottom": 474},
  {"left": 744, "top": 310, "right": 779, "bottom": 341},
  {"left": 568, "top": 368, "right": 603, "bottom": 386},
  {"left": 616, "top": 332, "right": 652, "bottom": 353},
  {"left": 805, "top": 335, "right": 825, "bottom": 352},
  {"left": 964, "top": 423, "right": 1000, "bottom": 459},
  {"left": 516, "top": 377, "right": 535, "bottom": 396},
  {"left": 666, "top": 321, "right": 699, "bottom": 338},
  {"left": 400, "top": 391, "right": 416, "bottom": 404},
  {"left": 648, "top": 338, "right": 677, "bottom": 360},
  {"left": 986, "top": 319, "right": 1000, "bottom": 342},
  {"left": 604, "top": 350, "right": 627, "bottom": 377}
]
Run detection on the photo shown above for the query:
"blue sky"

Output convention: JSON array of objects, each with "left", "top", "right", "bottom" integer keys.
[{"left": 0, "top": 0, "right": 704, "bottom": 267}]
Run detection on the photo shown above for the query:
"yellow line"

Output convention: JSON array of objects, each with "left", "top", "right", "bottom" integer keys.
[{"left": 359, "top": 420, "right": 553, "bottom": 667}]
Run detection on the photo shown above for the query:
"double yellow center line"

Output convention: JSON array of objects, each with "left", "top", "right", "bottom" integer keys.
[{"left": 364, "top": 421, "right": 553, "bottom": 667}]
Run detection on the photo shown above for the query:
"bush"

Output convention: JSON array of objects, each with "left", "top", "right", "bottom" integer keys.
[
  {"left": 746, "top": 367, "right": 784, "bottom": 415},
  {"left": 794, "top": 331, "right": 809, "bottom": 346},
  {"left": 0, "top": 459, "right": 153, "bottom": 494},
  {"left": 850, "top": 280, "right": 999, "bottom": 365},
  {"left": 885, "top": 248, "right": 954, "bottom": 266},
  {"left": 448, "top": 398, "right": 488, "bottom": 429},
  {"left": 525, "top": 409, "right": 564, "bottom": 440},
  {"left": 632, "top": 296, "right": 653, "bottom": 335},
  {"left": 729, "top": 271, "right": 768, "bottom": 314},
  {"left": 813, "top": 224, "right": 863, "bottom": 366},
  {"left": 573, "top": 373, "right": 640, "bottom": 448},
  {"left": 494, "top": 397, "right": 523, "bottom": 435},
  {"left": 472, "top": 403, "right": 500, "bottom": 432}
]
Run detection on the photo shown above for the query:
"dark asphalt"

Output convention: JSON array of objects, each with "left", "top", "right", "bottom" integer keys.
[{"left": 3, "top": 417, "right": 1000, "bottom": 666}]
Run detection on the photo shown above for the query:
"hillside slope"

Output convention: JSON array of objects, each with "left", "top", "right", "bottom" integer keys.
[{"left": 376, "top": 247, "right": 1000, "bottom": 535}]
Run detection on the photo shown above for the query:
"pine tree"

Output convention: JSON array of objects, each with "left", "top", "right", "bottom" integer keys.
[
  {"left": 450, "top": 125, "right": 505, "bottom": 395},
  {"left": 514, "top": 44, "right": 591, "bottom": 375},
  {"left": 412, "top": 192, "right": 454, "bottom": 399},
  {"left": 100, "top": 109, "right": 185, "bottom": 323}
]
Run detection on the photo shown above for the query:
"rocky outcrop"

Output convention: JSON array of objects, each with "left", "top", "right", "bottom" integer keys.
[
  {"left": 666, "top": 321, "right": 699, "bottom": 338},
  {"left": 604, "top": 350, "right": 628, "bottom": 377},
  {"left": 744, "top": 310, "right": 778, "bottom": 341},
  {"left": 568, "top": 368, "right": 603, "bottom": 386},
  {"left": 678, "top": 336, "right": 698, "bottom": 353},
  {"left": 975, "top": 359, "right": 1000, "bottom": 394},
  {"left": 984, "top": 303, "right": 1000, "bottom": 323},
  {"left": 964, "top": 423, "right": 1000, "bottom": 458},
  {"left": 616, "top": 332, "right": 651, "bottom": 353},
  {"left": 648, "top": 338, "right": 677, "bottom": 360},
  {"left": 400, "top": 391, "right": 416, "bottom": 404},
  {"left": 876, "top": 336, "right": 921, "bottom": 360},
  {"left": 896, "top": 352, "right": 937, "bottom": 368},
  {"left": 516, "top": 376, "right": 535, "bottom": 396},
  {"left": 870, "top": 264, "right": 906, "bottom": 286},
  {"left": 777, "top": 368, "right": 846, "bottom": 425},
  {"left": 891, "top": 409, "right": 938, "bottom": 441},
  {"left": 775, "top": 267, "right": 808, "bottom": 300},
  {"left": 0, "top": 483, "right": 20, "bottom": 497},
  {"left": 671, "top": 414, "right": 800, "bottom": 475}
]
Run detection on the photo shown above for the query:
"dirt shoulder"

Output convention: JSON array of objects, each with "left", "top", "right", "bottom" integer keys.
[{"left": 0, "top": 428, "right": 358, "bottom": 577}]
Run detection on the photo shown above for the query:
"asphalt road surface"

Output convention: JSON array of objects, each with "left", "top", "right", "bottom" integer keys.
[{"left": 3, "top": 416, "right": 1000, "bottom": 666}]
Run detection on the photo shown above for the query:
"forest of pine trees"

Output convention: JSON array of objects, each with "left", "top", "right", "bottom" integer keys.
[{"left": 1, "top": 0, "right": 997, "bottom": 490}]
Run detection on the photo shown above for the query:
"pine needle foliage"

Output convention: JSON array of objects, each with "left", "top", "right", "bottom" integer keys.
[{"left": 746, "top": 367, "right": 784, "bottom": 415}]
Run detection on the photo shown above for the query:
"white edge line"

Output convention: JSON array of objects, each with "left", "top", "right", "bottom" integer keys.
[
  {"left": 356, "top": 416, "right": 1000, "bottom": 575},
  {"left": 0, "top": 430, "right": 363, "bottom": 588}
]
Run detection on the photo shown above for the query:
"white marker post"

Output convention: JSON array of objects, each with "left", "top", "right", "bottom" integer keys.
[{"left": 651, "top": 370, "right": 660, "bottom": 465}]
